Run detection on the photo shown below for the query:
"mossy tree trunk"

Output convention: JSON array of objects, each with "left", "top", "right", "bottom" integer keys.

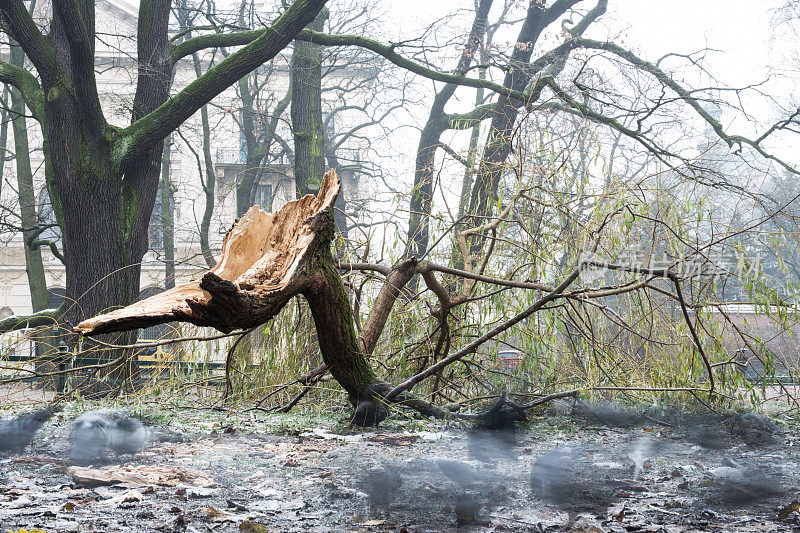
[
  {"left": 9, "top": 42, "right": 48, "bottom": 315},
  {"left": 291, "top": 9, "right": 328, "bottom": 198},
  {"left": 9, "top": 39, "right": 54, "bottom": 369},
  {"left": 0, "top": 86, "right": 9, "bottom": 198},
  {"left": 160, "top": 134, "right": 177, "bottom": 288}
]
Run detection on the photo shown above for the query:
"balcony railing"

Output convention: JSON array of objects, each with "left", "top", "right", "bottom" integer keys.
[{"left": 216, "top": 148, "right": 245, "bottom": 165}]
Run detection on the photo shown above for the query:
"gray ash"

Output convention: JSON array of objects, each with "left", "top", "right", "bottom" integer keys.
[{"left": 360, "top": 456, "right": 512, "bottom": 526}]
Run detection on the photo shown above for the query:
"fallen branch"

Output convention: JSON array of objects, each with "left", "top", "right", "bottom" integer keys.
[{"left": 0, "top": 305, "right": 63, "bottom": 333}]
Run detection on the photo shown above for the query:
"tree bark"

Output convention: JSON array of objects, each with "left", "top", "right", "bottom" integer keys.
[
  {"left": 9, "top": 42, "right": 48, "bottom": 314},
  {"left": 197, "top": 104, "right": 217, "bottom": 268},
  {"left": 404, "top": 0, "right": 493, "bottom": 260},
  {"left": 0, "top": 86, "right": 9, "bottom": 198},
  {"left": 291, "top": 9, "right": 328, "bottom": 198},
  {"left": 160, "top": 134, "right": 177, "bottom": 288}
]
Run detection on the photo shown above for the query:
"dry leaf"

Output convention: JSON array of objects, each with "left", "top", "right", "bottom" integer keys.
[{"left": 240, "top": 521, "right": 269, "bottom": 533}]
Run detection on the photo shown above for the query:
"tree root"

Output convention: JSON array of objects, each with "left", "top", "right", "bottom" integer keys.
[{"left": 351, "top": 386, "right": 579, "bottom": 429}]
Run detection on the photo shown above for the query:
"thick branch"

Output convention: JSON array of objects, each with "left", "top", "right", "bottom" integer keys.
[
  {"left": 0, "top": 306, "right": 63, "bottom": 333},
  {"left": 297, "top": 30, "right": 532, "bottom": 103},
  {"left": 52, "top": 0, "right": 104, "bottom": 136},
  {"left": 357, "top": 258, "right": 417, "bottom": 356},
  {"left": 117, "top": 0, "right": 326, "bottom": 166},
  {"left": 0, "top": 58, "right": 44, "bottom": 119},
  {"left": 0, "top": 0, "right": 59, "bottom": 82}
]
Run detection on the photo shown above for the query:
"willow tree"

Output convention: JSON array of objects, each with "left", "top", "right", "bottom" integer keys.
[{"left": 0, "top": 0, "right": 326, "bottom": 334}]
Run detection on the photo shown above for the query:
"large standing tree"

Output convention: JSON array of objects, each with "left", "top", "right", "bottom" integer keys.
[{"left": 0, "top": 0, "right": 327, "bottom": 338}]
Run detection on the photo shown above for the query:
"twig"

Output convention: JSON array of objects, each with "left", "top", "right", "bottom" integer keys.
[{"left": 220, "top": 327, "right": 257, "bottom": 403}]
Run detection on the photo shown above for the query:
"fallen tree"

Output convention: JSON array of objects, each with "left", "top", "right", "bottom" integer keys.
[{"left": 76, "top": 169, "right": 758, "bottom": 424}]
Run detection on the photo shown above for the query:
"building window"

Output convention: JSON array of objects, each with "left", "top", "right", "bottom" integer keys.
[
  {"left": 36, "top": 188, "right": 62, "bottom": 248},
  {"left": 47, "top": 287, "right": 66, "bottom": 310},
  {"left": 255, "top": 183, "right": 272, "bottom": 210},
  {"left": 149, "top": 182, "right": 164, "bottom": 251}
]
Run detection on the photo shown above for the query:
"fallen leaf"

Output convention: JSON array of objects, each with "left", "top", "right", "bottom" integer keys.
[
  {"left": 203, "top": 506, "right": 228, "bottom": 519},
  {"left": 203, "top": 506, "right": 260, "bottom": 523}
]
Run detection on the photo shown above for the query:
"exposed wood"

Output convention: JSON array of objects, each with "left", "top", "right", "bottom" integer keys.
[{"left": 76, "top": 170, "right": 342, "bottom": 336}]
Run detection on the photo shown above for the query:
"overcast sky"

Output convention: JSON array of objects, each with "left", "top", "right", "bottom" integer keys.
[
  {"left": 388, "top": 1, "right": 786, "bottom": 86},
  {"left": 380, "top": 0, "right": 796, "bottom": 167}
]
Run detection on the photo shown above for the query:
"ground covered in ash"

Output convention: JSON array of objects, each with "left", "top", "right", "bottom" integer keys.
[{"left": 3, "top": 402, "right": 800, "bottom": 532}]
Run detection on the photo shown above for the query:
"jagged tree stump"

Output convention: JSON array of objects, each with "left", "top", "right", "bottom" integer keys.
[{"left": 76, "top": 170, "right": 387, "bottom": 424}]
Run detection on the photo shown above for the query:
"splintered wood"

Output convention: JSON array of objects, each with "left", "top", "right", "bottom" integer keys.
[{"left": 75, "top": 170, "right": 341, "bottom": 335}]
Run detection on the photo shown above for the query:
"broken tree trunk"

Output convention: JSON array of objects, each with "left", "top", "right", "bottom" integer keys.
[{"left": 76, "top": 170, "right": 387, "bottom": 424}]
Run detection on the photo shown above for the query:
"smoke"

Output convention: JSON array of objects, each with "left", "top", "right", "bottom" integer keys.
[
  {"left": 525, "top": 408, "right": 786, "bottom": 514},
  {"left": 68, "top": 410, "right": 148, "bottom": 464},
  {"left": 357, "top": 406, "right": 787, "bottom": 526},
  {"left": 572, "top": 399, "right": 650, "bottom": 428},
  {"left": 627, "top": 437, "right": 655, "bottom": 479},
  {"left": 0, "top": 405, "right": 60, "bottom": 453},
  {"left": 363, "top": 461, "right": 404, "bottom": 509}
]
